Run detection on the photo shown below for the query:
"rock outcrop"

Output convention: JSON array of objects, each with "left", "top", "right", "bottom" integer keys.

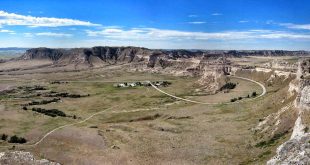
[
  {"left": 13, "top": 47, "right": 310, "bottom": 94},
  {"left": 267, "top": 58, "right": 310, "bottom": 165},
  {"left": 0, "top": 151, "right": 60, "bottom": 165},
  {"left": 18, "top": 47, "right": 204, "bottom": 67},
  {"left": 18, "top": 47, "right": 310, "bottom": 67},
  {"left": 196, "top": 55, "right": 230, "bottom": 94}
]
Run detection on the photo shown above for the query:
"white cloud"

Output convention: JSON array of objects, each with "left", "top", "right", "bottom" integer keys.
[
  {"left": 0, "top": 10, "right": 100, "bottom": 27},
  {"left": 0, "top": 29, "right": 14, "bottom": 33},
  {"left": 35, "top": 32, "right": 72, "bottom": 37},
  {"left": 280, "top": 23, "right": 310, "bottom": 30},
  {"left": 86, "top": 27, "right": 310, "bottom": 41},
  {"left": 212, "top": 13, "right": 222, "bottom": 16},
  {"left": 187, "top": 21, "right": 206, "bottom": 24}
]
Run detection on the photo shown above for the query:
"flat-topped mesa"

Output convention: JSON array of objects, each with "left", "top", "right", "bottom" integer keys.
[
  {"left": 21, "top": 47, "right": 65, "bottom": 61},
  {"left": 20, "top": 46, "right": 150, "bottom": 62},
  {"left": 224, "top": 50, "right": 310, "bottom": 57},
  {"left": 18, "top": 47, "right": 207, "bottom": 67},
  {"left": 19, "top": 47, "right": 309, "bottom": 62}
]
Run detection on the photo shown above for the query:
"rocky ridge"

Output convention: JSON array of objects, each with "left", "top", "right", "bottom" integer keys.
[
  {"left": 16, "top": 47, "right": 310, "bottom": 94},
  {"left": 267, "top": 58, "right": 310, "bottom": 164},
  {"left": 18, "top": 47, "right": 310, "bottom": 66}
]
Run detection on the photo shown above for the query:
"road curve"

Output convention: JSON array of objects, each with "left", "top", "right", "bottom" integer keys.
[
  {"left": 229, "top": 75, "right": 266, "bottom": 99},
  {"left": 0, "top": 75, "right": 266, "bottom": 148},
  {"left": 31, "top": 106, "right": 117, "bottom": 147},
  {"left": 149, "top": 75, "right": 267, "bottom": 105},
  {"left": 0, "top": 106, "right": 165, "bottom": 149},
  {"left": 0, "top": 106, "right": 117, "bottom": 148}
]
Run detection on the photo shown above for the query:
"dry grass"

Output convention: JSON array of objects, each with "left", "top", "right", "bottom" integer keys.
[{"left": 0, "top": 63, "right": 293, "bottom": 164}]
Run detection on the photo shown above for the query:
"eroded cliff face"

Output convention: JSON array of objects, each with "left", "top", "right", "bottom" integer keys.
[
  {"left": 18, "top": 47, "right": 228, "bottom": 93},
  {"left": 20, "top": 47, "right": 151, "bottom": 66},
  {"left": 19, "top": 48, "right": 310, "bottom": 68},
  {"left": 196, "top": 56, "right": 229, "bottom": 94},
  {"left": 19, "top": 47, "right": 205, "bottom": 66},
  {"left": 267, "top": 58, "right": 310, "bottom": 165}
]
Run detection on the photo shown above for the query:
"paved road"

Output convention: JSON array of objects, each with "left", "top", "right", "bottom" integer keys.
[{"left": 149, "top": 75, "right": 267, "bottom": 105}]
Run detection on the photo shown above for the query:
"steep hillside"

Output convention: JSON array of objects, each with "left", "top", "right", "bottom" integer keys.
[
  {"left": 266, "top": 58, "right": 310, "bottom": 164},
  {"left": 18, "top": 47, "right": 310, "bottom": 67},
  {"left": 18, "top": 47, "right": 204, "bottom": 67}
]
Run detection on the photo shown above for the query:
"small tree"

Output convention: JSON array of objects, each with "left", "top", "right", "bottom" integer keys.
[
  {"left": 8, "top": 135, "right": 27, "bottom": 144},
  {"left": 1, "top": 134, "right": 8, "bottom": 141},
  {"left": 8, "top": 135, "right": 19, "bottom": 143},
  {"left": 19, "top": 137, "right": 27, "bottom": 143},
  {"left": 252, "top": 91, "right": 257, "bottom": 97},
  {"left": 231, "top": 98, "right": 237, "bottom": 102}
]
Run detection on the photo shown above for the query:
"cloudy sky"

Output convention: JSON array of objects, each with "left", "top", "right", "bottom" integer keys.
[{"left": 0, "top": 0, "right": 310, "bottom": 50}]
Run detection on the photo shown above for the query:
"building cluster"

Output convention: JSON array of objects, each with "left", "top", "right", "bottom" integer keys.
[{"left": 114, "top": 81, "right": 171, "bottom": 88}]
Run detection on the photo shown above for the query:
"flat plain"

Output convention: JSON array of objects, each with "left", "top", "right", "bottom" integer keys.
[{"left": 0, "top": 57, "right": 294, "bottom": 164}]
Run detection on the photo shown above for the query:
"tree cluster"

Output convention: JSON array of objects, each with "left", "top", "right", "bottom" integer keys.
[
  {"left": 31, "top": 107, "right": 66, "bottom": 117},
  {"left": 8, "top": 135, "right": 27, "bottom": 144},
  {"left": 220, "top": 82, "right": 237, "bottom": 91},
  {"left": 45, "top": 92, "right": 87, "bottom": 98},
  {"left": 26, "top": 98, "right": 60, "bottom": 106},
  {"left": 230, "top": 91, "right": 258, "bottom": 102},
  {"left": 1, "top": 133, "right": 27, "bottom": 144}
]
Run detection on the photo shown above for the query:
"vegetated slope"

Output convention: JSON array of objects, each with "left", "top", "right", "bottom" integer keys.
[
  {"left": 251, "top": 58, "right": 310, "bottom": 164},
  {"left": 267, "top": 58, "right": 310, "bottom": 164}
]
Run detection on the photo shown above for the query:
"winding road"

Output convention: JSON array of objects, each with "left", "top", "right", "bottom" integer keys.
[
  {"left": 149, "top": 75, "right": 266, "bottom": 105},
  {"left": 0, "top": 75, "right": 266, "bottom": 148},
  {"left": 0, "top": 106, "right": 165, "bottom": 148}
]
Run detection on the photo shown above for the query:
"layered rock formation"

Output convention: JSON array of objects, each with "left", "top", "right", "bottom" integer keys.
[
  {"left": 19, "top": 47, "right": 204, "bottom": 67},
  {"left": 13, "top": 47, "right": 310, "bottom": 95},
  {"left": 196, "top": 55, "right": 230, "bottom": 94},
  {"left": 267, "top": 58, "right": 310, "bottom": 164},
  {"left": 18, "top": 47, "right": 310, "bottom": 67}
]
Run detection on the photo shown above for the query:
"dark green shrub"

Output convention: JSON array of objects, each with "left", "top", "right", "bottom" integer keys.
[
  {"left": 8, "top": 135, "right": 27, "bottom": 144},
  {"left": 220, "top": 82, "right": 237, "bottom": 91},
  {"left": 1, "top": 134, "right": 8, "bottom": 141},
  {"left": 32, "top": 108, "right": 66, "bottom": 117},
  {"left": 230, "top": 98, "right": 238, "bottom": 102}
]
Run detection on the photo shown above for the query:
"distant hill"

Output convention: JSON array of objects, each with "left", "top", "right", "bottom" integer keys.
[
  {"left": 0, "top": 47, "right": 30, "bottom": 51},
  {"left": 9, "top": 46, "right": 307, "bottom": 68},
  {"left": 0, "top": 47, "right": 30, "bottom": 59}
]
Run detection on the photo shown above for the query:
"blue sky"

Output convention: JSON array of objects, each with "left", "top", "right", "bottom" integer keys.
[{"left": 0, "top": 0, "right": 310, "bottom": 50}]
